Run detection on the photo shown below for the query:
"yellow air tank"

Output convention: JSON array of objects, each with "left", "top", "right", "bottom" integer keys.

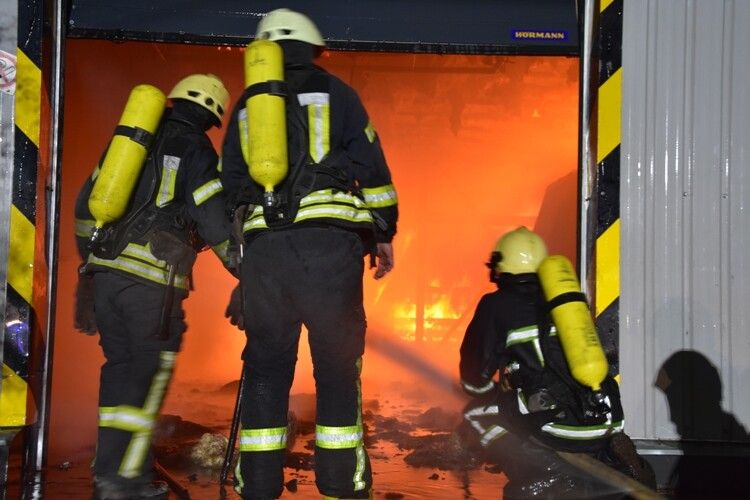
[
  {"left": 537, "top": 255, "right": 609, "bottom": 392},
  {"left": 243, "top": 39, "right": 288, "bottom": 207},
  {"left": 88, "top": 84, "right": 166, "bottom": 243}
]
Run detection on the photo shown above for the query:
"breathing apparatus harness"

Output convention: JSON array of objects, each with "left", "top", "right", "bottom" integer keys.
[
  {"left": 86, "top": 112, "right": 204, "bottom": 273},
  {"left": 497, "top": 274, "right": 612, "bottom": 428}
]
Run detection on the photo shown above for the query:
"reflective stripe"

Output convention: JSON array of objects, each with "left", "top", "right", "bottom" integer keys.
[
  {"left": 98, "top": 406, "right": 154, "bottom": 433},
  {"left": 308, "top": 103, "right": 330, "bottom": 163},
  {"left": 506, "top": 325, "right": 544, "bottom": 366},
  {"left": 234, "top": 454, "right": 244, "bottom": 495},
  {"left": 87, "top": 252, "right": 189, "bottom": 289},
  {"left": 463, "top": 404, "right": 502, "bottom": 441},
  {"left": 119, "top": 351, "right": 176, "bottom": 478},
  {"left": 353, "top": 357, "right": 366, "bottom": 491},
  {"left": 517, "top": 390, "right": 529, "bottom": 415},
  {"left": 242, "top": 190, "right": 373, "bottom": 233},
  {"left": 461, "top": 379, "right": 495, "bottom": 395},
  {"left": 364, "top": 120, "right": 376, "bottom": 143},
  {"left": 193, "top": 178, "right": 223, "bottom": 206},
  {"left": 362, "top": 184, "right": 398, "bottom": 208},
  {"left": 481, "top": 425, "right": 507, "bottom": 447},
  {"left": 217, "top": 157, "right": 223, "bottom": 173},
  {"left": 541, "top": 420, "right": 625, "bottom": 440},
  {"left": 238, "top": 108, "right": 250, "bottom": 166},
  {"left": 75, "top": 218, "right": 95, "bottom": 238},
  {"left": 239, "top": 427, "right": 287, "bottom": 452},
  {"left": 156, "top": 155, "right": 180, "bottom": 207},
  {"left": 316, "top": 424, "right": 363, "bottom": 450},
  {"left": 297, "top": 92, "right": 329, "bottom": 107},
  {"left": 92, "top": 164, "right": 100, "bottom": 181},
  {"left": 212, "top": 239, "right": 231, "bottom": 266}
]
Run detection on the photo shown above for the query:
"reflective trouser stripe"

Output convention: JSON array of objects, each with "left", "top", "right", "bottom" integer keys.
[
  {"left": 118, "top": 351, "right": 176, "bottom": 478},
  {"left": 353, "top": 357, "right": 366, "bottom": 491},
  {"left": 315, "top": 425, "right": 363, "bottom": 450},
  {"left": 233, "top": 454, "right": 245, "bottom": 495},
  {"left": 98, "top": 406, "right": 154, "bottom": 433},
  {"left": 541, "top": 419, "right": 625, "bottom": 440},
  {"left": 239, "top": 427, "right": 287, "bottom": 452}
]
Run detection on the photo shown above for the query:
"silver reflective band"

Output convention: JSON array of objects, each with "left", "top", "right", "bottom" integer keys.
[
  {"left": 193, "top": 178, "right": 223, "bottom": 206},
  {"left": 461, "top": 379, "right": 496, "bottom": 395}
]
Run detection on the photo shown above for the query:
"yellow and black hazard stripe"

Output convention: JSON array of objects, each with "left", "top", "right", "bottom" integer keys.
[
  {"left": 594, "top": 0, "right": 622, "bottom": 373},
  {"left": 1, "top": 0, "right": 43, "bottom": 428}
]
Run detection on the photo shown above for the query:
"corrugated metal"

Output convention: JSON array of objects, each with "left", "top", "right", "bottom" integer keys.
[{"left": 621, "top": 0, "right": 750, "bottom": 441}]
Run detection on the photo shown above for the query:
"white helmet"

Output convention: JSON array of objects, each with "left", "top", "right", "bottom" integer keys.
[{"left": 255, "top": 8, "right": 325, "bottom": 47}]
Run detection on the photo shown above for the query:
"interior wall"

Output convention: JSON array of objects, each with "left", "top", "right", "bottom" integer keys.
[{"left": 50, "top": 39, "right": 579, "bottom": 463}]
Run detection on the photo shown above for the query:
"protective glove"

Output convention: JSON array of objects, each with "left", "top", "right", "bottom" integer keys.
[
  {"left": 74, "top": 273, "right": 97, "bottom": 335},
  {"left": 225, "top": 284, "right": 245, "bottom": 331}
]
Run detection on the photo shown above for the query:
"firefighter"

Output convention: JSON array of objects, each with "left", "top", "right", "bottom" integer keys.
[
  {"left": 220, "top": 8, "right": 398, "bottom": 499},
  {"left": 73, "top": 73, "right": 233, "bottom": 499},
  {"left": 459, "top": 227, "right": 655, "bottom": 498}
]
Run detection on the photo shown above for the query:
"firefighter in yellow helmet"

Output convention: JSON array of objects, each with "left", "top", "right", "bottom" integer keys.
[
  {"left": 73, "top": 73, "right": 235, "bottom": 499},
  {"left": 220, "top": 7, "right": 398, "bottom": 500},
  {"left": 458, "top": 227, "right": 655, "bottom": 498}
]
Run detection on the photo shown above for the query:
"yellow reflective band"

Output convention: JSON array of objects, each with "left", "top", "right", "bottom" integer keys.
[
  {"left": 315, "top": 424, "right": 363, "bottom": 450},
  {"left": 353, "top": 357, "right": 366, "bottom": 490},
  {"left": 238, "top": 108, "right": 251, "bottom": 166},
  {"left": 294, "top": 204, "right": 373, "bottom": 224},
  {"left": 239, "top": 427, "right": 287, "bottom": 452},
  {"left": 505, "top": 325, "right": 539, "bottom": 346},
  {"left": 212, "top": 239, "right": 231, "bottom": 265},
  {"left": 119, "top": 351, "right": 176, "bottom": 478},
  {"left": 481, "top": 425, "right": 507, "bottom": 447},
  {"left": 506, "top": 326, "right": 544, "bottom": 366},
  {"left": 87, "top": 253, "right": 189, "bottom": 289},
  {"left": 364, "top": 121, "right": 376, "bottom": 143},
  {"left": 234, "top": 455, "right": 245, "bottom": 495},
  {"left": 75, "top": 218, "right": 95, "bottom": 238},
  {"left": 193, "top": 178, "right": 223, "bottom": 206},
  {"left": 308, "top": 103, "right": 330, "bottom": 163},
  {"left": 217, "top": 157, "right": 223, "bottom": 173},
  {"left": 98, "top": 406, "right": 154, "bottom": 433},
  {"left": 461, "top": 379, "right": 495, "bottom": 395},
  {"left": 541, "top": 420, "right": 625, "bottom": 440},
  {"left": 156, "top": 155, "right": 180, "bottom": 207},
  {"left": 362, "top": 184, "right": 397, "bottom": 208},
  {"left": 242, "top": 191, "right": 373, "bottom": 233}
]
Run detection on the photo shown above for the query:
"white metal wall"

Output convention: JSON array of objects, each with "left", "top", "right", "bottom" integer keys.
[{"left": 621, "top": 0, "right": 750, "bottom": 441}]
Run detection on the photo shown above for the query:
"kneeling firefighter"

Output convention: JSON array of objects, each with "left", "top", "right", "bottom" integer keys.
[
  {"left": 220, "top": 8, "right": 398, "bottom": 500},
  {"left": 458, "top": 227, "right": 656, "bottom": 499},
  {"left": 73, "top": 73, "right": 234, "bottom": 499}
]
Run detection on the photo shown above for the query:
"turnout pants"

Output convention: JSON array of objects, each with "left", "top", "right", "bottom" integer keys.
[
  {"left": 236, "top": 226, "right": 372, "bottom": 499},
  {"left": 92, "top": 272, "right": 186, "bottom": 489}
]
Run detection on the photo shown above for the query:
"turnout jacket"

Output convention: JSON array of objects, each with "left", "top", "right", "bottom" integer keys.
[
  {"left": 459, "top": 274, "right": 624, "bottom": 446},
  {"left": 220, "top": 63, "right": 398, "bottom": 243},
  {"left": 75, "top": 108, "right": 232, "bottom": 291}
]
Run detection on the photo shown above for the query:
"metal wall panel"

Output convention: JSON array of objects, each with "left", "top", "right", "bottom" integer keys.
[{"left": 621, "top": 0, "right": 750, "bottom": 441}]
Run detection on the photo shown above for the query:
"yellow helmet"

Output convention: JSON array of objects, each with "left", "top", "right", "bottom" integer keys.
[
  {"left": 168, "top": 73, "right": 230, "bottom": 124},
  {"left": 490, "top": 227, "right": 548, "bottom": 275},
  {"left": 255, "top": 8, "right": 325, "bottom": 47}
]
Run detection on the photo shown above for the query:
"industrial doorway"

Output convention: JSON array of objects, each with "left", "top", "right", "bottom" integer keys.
[{"left": 47, "top": 39, "right": 579, "bottom": 498}]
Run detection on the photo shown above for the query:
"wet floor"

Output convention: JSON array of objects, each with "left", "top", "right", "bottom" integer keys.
[{"left": 26, "top": 381, "right": 506, "bottom": 499}]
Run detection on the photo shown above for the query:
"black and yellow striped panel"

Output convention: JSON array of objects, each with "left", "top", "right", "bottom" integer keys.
[
  {"left": 594, "top": 0, "right": 622, "bottom": 374},
  {"left": 1, "top": 0, "right": 43, "bottom": 428}
]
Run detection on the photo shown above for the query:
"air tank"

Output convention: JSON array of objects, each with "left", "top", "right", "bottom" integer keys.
[
  {"left": 538, "top": 255, "right": 609, "bottom": 392},
  {"left": 243, "top": 39, "right": 288, "bottom": 207},
  {"left": 88, "top": 84, "right": 166, "bottom": 244}
]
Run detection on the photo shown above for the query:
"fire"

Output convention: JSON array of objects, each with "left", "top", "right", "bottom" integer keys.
[{"left": 394, "top": 293, "right": 462, "bottom": 341}]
